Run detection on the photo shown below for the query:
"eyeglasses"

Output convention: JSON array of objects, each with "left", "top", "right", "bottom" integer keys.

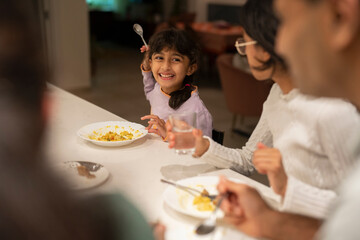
[{"left": 235, "top": 38, "right": 257, "bottom": 55}]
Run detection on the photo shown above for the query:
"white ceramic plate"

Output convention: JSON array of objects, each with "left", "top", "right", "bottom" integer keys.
[
  {"left": 77, "top": 121, "right": 147, "bottom": 147},
  {"left": 162, "top": 176, "right": 244, "bottom": 219},
  {"left": 56, "top": 161, "right": 109, "bottom": 190}
]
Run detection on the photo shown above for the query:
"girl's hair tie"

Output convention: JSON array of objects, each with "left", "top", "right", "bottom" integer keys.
[{"left": 185, "top": 84, "right": 191, "bottom": 87}]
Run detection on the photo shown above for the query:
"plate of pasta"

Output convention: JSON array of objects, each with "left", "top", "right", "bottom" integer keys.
[
  {"left": 55, "top": 161, "right": 110, "bottom": 190},
  {"left": 77, "top": 121, "right": 148, "bottom": 147},
  {"left": 162, "top": 176, "right": 233, "bottom": 219}
]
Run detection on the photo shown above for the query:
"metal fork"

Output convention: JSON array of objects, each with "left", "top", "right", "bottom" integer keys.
[{"left": 160, "top": 179, "right": 217, "bottom": 200}]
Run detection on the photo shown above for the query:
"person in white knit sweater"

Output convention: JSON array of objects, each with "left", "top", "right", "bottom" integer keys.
[{"left": 167, "top": 0, "right": 360, "bottom": 220}]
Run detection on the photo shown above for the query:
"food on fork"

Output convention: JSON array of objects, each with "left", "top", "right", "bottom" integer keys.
[
  {"left": 77, "top": 165, "right": 96, "bottom": 179},
  {"left": 193, "top": 189, "right": 215, "bottom": 211},
  {"left": 201, "top": 189, "right": 209, "bottom": 197}
]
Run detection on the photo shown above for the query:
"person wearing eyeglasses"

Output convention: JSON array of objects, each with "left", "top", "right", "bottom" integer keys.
[{"left": 167, "top": 0, "right": 360, "bottom": 219}]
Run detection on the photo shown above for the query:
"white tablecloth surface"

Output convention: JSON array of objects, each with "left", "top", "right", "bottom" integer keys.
[{"left": 45, "top": 85, "right": 280, "bottom": 240}]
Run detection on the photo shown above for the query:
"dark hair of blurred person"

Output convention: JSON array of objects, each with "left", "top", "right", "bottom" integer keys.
[
  {"left": 238, "top": 0, "right": 287, "bottom": 71},
  {"left": 0, "top": 1, "right": 155, "bottom": 240}
]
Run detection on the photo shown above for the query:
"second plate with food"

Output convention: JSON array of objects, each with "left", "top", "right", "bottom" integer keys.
[
  {"left": 162, "top": 176, "right": 244, "bottom": 219},
  {"left": 55, "top": 161, "right": 110, "bottom": 190},
  {"left": 77, "top": 121, "right": 148, "bottom": 147}
]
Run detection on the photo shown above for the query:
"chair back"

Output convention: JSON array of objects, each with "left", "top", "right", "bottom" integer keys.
[
  {"left": 216, "top": 53, "right": 272, "bottom": 117},
  {"left": 212, "top": 129, "right": 224, "bottom": 145}
]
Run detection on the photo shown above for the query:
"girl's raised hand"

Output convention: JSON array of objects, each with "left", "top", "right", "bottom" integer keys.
[
  {"left": 252, "top": 143, "right": 288, "bottom": 197},
  {"left": 140, "top": 45, "right": 149, "bottom": 53},
  {"left": 166, "top": 124, "right": 210, "bottom": 157},
  {"left": 141, "top": 115, "right": 167, "bottom": 139}
]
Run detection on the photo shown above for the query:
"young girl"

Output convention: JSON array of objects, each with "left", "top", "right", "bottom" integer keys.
[
  {"left": 168, "top": 0, "right": 360, "bottom": 219},
  {"left": 139, "top": 29, "right": 212, "bottom": 139}
]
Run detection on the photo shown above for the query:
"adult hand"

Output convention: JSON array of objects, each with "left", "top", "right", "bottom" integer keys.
[
  {"left": 217, "top": 176, "right": 273, "bottom": 238},
  {"left": 253, "top": 143, "right": 288, "bottom": 197},
  {"left": 140, "top": 45, "right": 151, "bottom": 71},
  {"left": 141, "top": 115, "right": 167, "bottom": 139},
  {"left": 166, "top": 124, "right": 210, "bottom": 157}
]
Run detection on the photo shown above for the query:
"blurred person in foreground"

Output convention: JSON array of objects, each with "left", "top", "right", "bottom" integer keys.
[
  {"left": 216, "top": 0, "right": 360, "bottom": 239},
  {"left": 0, "top": 1, "right": 163, "bottom": 239}
]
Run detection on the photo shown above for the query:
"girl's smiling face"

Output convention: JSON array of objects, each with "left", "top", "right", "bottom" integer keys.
[{"left": 150, "top": 47, "right": 197, "bottom": 94}]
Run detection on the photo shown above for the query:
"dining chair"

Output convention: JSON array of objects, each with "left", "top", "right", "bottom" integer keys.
[
  {"left": 212, "top": 129, "right": 224, "bottom": 145},
  {"left": 216, "top": 53, "right": 272, "bottom": 137}
]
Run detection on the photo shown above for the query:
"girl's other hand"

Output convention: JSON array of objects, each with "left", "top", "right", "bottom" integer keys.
[
  {"left": 166, "top": 124, "right": 210, "bottom": 157},
  {"left": 141, "top": 115, "right": 167, "bottom": 139},
  {"left": 166, "top": 122, "right": 175, "bottom": 148},
  {"left": 252, "top": 143, "right": 288, "bottom": 197}
]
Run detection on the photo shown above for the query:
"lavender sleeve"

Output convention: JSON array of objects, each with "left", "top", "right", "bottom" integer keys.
[
  {"left": 197, "top": 109, "right": 213, "bottom": 138},
  {"left": 142, "top": 70, "right": 155, "bottom": 99}
]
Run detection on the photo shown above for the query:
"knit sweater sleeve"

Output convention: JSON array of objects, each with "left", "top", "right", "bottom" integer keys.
[
  {"left": 280, "top": 101, "right": 359, "bottom": 219},
  {"left": 198, "top": 109, "right": 273, "bottom": 175},
  {"left": 142, "top": 70, "right": 155, "bottom": 99},
  {"left": 281, "top": 176, "right": 337, "bottom": 219}
]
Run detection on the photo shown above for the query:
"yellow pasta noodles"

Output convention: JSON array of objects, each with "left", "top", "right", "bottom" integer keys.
[
  {"left": 89, "top": 125, "right": 143, "bottom": 142},
  {"left": 193, "top": 195, "right": 215, "bottom": 212}
]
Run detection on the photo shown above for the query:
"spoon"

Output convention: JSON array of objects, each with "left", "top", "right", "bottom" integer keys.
[
  {"left": 133, "top": 23, "right": 148, "bottom": 48},
  {"left": 195, "top": 193, "right": 229, "bottom": 235}
]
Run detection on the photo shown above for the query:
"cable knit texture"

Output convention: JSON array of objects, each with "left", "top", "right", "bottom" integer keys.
[
  {"left": 199, "top": 83, "right": 360, "bottom": 219},
  {"left": 142, "top": 70, "right": 213, "bottom": 137}
]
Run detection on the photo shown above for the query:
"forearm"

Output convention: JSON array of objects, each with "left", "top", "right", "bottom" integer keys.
[
  {"left": 142, "top": 70, "right": 155, "bottom": 96},
  {"left": 199, "top": 137, "right": 255, "bottom": 174},
  {"left": 264, "top": 210, "right": 322, "bottom": 240}
]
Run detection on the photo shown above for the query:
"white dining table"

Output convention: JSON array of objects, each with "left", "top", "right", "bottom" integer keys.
[{"left": 45, "top": 84, "right": 280, "bottom": 240}]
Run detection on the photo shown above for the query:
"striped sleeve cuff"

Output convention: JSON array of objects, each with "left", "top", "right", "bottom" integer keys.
[
  {"left": 280, "top": 176, "right": 337, "bottom": 219},
  {"left": 199, "top": 136, "right": 251, "bottom": 173},
  {"left": 198, "top": 136, "right": 230, "bottom": 168}
]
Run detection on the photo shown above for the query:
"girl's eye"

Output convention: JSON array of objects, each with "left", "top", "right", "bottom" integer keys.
[
  {"left": 154, "top": 56, "right": 163, "bottom": 60},
  {"left": 172, "top": 58, "right": 181, "bottom": 62}
]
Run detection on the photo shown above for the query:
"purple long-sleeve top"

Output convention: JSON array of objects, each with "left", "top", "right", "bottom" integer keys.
[{"left": 142, "top": 70, "right": 213, "bottom": 137}]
